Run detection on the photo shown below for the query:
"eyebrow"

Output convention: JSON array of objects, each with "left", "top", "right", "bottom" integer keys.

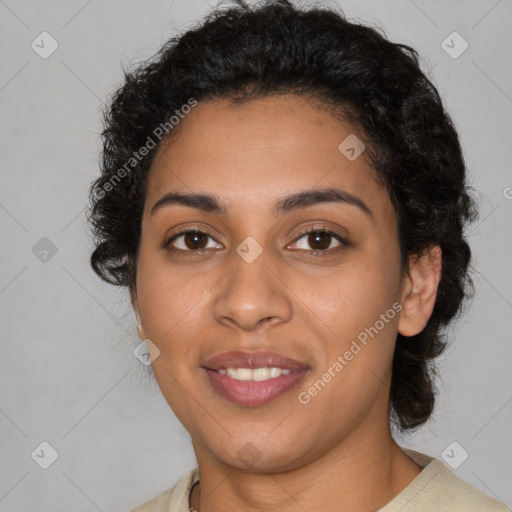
[{"left": 150, "top": 187, "right": 372, "bottom": 218}]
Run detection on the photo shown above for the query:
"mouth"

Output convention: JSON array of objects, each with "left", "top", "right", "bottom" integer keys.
[{"left": 201, "top": 350, "right": 310, "bottom": 407}]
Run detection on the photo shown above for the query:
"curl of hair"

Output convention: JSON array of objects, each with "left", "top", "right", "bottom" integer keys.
[{"left": 86, "top": 0, "right": 479, "bottom": 431}]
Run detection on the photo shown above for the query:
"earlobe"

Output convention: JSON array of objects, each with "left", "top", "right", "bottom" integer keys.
[{"left": 397, "top": 245, "right": 442, "bottom": 337}]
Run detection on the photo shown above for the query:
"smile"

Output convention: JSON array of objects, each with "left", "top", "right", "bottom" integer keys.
[
  {"left": 204, "top": 367, "right": 308, "bottom": 407},
  {"left": 218, "top": 367, "right": 291, "bottom": 380}
]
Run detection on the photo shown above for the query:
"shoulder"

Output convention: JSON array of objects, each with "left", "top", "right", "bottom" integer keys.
[
  {"left": 129, "top": 467, "right": 199, "bottom": 512},
  {"left": 381, "top": 448, "right": 511, "bottom": 512}
]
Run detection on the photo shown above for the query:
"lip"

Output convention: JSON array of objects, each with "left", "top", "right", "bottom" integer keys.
[
  {"left": 201, "top": 350, "right": 310, "bottom": 371},
  {"left": 201, "top": 350, "right": 310, "bottom": 407}
]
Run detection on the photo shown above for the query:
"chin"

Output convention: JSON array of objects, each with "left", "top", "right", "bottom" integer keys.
[{"left": 204, "top": 433, "right": 315, "bottom": 474}]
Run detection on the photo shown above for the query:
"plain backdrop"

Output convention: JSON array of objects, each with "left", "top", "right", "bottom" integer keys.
[{"left": 0, "top": 0, "right": 511, "bottom": 510}]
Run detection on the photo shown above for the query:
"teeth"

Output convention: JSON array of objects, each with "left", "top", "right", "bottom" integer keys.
[
  {"left": 253, "top": 367, "right": 269, "bottom": 381},
  {"left": 217, "top": 367, "right": 291, "bottom": 381},
  {"left": 269, "top": 367, "right": 282, "bottom": 378}
]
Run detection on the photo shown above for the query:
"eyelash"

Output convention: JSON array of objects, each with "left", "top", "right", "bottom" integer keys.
[{"left": 163, "top": 226, "right": 349, "bottom": 255}]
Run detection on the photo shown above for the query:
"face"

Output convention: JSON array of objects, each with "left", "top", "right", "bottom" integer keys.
[{"left": 131, "top": 94, "right": 421, "bottom": 472}]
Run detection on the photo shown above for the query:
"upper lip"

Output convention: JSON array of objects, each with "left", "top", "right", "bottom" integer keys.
[{"left": 201, "top": 350, "right": 310, "bottom": 371}]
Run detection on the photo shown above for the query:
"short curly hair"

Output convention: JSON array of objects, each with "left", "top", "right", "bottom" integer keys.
[{"left": 86, "top": 0, "right": 479, "bottom": 432}]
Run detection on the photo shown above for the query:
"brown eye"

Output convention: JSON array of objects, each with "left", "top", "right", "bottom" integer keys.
[
  {"left": 307, "top": 231, "right": 332, "bottom": 250},
  {"left": 182, "top": 232, "right": 208, "bottom": 250},
  {"left": 165, "top": 230, "right": 222, "bottom": 252},
  {"left": 290, "top": 229, "right": 348, "bottom": 253}
]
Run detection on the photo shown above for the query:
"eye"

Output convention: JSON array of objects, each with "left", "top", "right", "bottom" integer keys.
[
  {"left": 163, "top": 227, "right": 349, "bottom": 255},
  {"left": 289, "top": 228, "right": 348, "bottom": 253},
  {"left": 164, "top": 229, "right": 222, "bottom": 253}
]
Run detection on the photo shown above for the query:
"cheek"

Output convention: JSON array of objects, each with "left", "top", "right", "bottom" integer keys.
[
  {"left": 139, "top": 270, "right": 207, "bottom": 413},
  {"left": 136, "top": 256, "right": 212, "bottom": 343},
  {"left": 294, "top": 256, "right": 400, "bottom": 401},
  {"left": 296, "top": 256, "right": 396, "bottom": 340}
]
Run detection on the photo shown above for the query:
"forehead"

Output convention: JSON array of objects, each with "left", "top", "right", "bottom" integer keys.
[{"left": 144, "top": 95, "right": 393, "bottom": 222}]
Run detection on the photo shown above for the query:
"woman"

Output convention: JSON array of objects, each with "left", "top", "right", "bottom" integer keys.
[{"left": 86, "top": 1, "right": 509, "bottom": 510}]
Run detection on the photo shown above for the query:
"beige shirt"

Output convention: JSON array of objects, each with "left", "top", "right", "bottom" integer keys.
[{"left": 130, "top": 447, "right": 510, "bottom": 511}]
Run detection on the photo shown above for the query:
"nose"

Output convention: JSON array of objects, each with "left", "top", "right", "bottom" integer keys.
[{"left": 212, "top": 248, "right": 293, "bottom": 332}]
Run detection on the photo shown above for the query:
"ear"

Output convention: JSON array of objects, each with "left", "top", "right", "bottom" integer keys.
[
  {"left": 398, "top": 245, "right": 442, "bottom": 337},
  {"left": 129, "top": 281, "right": 146, "bottom": 340}
]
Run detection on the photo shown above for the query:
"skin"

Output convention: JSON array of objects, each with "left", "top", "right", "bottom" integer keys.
[{"left": 130, "top": 94, "right": 442, "bottom": 512}]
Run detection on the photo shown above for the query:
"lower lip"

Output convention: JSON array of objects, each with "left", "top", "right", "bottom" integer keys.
[{"left": 204, "top": 368, "right": 309, "bottom": 407}]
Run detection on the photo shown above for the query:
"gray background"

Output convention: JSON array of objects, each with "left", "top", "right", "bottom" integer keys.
[{"left": 0, "top": 0, "right": 511, "bottom": 510}]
